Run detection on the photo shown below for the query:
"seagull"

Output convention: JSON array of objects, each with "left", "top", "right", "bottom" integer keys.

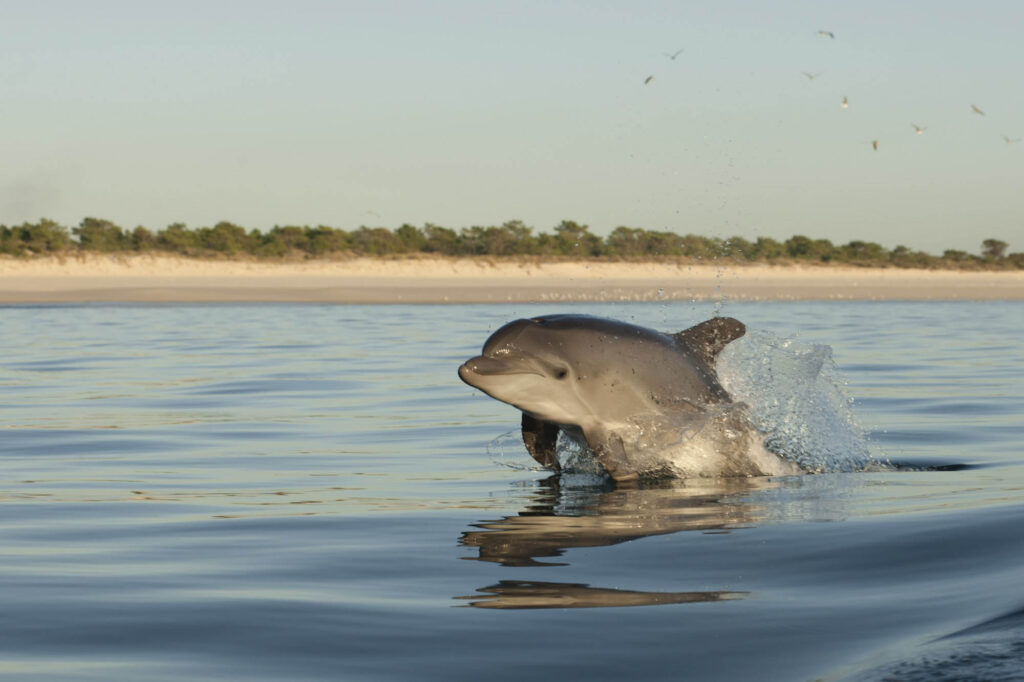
[
  {"left": 802, "top": 71, "right": 824, "bottom": 81},
  {"left": 1003, "top": 135, "right": 1022, "bottom": 144},
  {"left": 971, "top": 104, "right": 985, "bottom": 116},
  {"left": 911, "top": 123, "right": 926, "bottom": 135},
  {"left": 662, "top": 48, "right": 684, "bottom": 60},
  {"left": 644, "top": 75, "right": 654, "bottom": 85},
  {"left": 817, "top": 30, "right": 835, "bottom": 39},
  {"left": 841, "top": 96, "right": 848, "bottom": 108}
]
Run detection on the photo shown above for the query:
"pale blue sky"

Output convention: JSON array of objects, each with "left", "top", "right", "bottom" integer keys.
[{"left": 3, "top": 0, "right": 1022, "bottom": 254}]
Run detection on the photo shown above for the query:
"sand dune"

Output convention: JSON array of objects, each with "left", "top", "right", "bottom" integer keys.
[{"left": 1, "top": 255, "right": 1022, "bottom": 303}]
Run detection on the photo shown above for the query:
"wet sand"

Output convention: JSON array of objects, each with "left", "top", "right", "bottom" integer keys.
[{"left": 1, "top": 255, "right": 1022, "bottom": 303}]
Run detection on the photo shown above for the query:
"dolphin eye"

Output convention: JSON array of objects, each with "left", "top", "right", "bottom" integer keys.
[{"left": 555, "top": 368, "right": 568, "bottom": 380}]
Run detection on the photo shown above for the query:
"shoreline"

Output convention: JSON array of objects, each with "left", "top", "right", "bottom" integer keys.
[{"left": 2, "top": 255, "right": 1023, "bottom": 303}]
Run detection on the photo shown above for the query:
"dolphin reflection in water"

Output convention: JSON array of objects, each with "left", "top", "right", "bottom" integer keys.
[
  {"left": 455, "top": 477, "right": 773, "bottom": 609},
  {"left": 457, "top": 580, "right": 746, "bottom": 610}
]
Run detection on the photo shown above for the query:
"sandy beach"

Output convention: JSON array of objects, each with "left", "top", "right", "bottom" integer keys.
[{"left": 1, "top": 255, "right": 1022, "bottom": 303}]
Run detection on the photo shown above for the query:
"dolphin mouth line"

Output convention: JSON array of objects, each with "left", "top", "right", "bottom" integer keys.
[{"left": 460, "top": 356, "right": 544, "bottom": 378}]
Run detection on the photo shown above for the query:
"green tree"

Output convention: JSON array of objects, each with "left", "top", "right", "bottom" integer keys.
[
  {"left": 749, "top": 236, "right": 785, "bottom": 261},
  {"left": 9, "top": 219, "right": 72, "bottom": 254},
  {"left": 422, "top": 224, "right": 458, "bottom": 255},
  {"left": 260, "top": 225, "right": 310, "bottom": 257},
  {"left": 350, "top": 226, "right": 402, "bottom": 255},
  {"left": 941, "top": 249, "right": 971, "bottom": 264},
  {"left": 130, "top": 226, "right": 157, "bottom": 251},
  {"left": 656, "top": 231, "right": 689, "bottom": 257},
  {"left": 307, "top": 226, "right": 350, "bottom": 255},
  {"left": 605, "top": 227, "right": 645, "bottom": 257},
  {"left": 840, "top": 240, "right": 888, "bottom": 264},
  {"left": 497, "top": 220, "right": 537, "bottom": 255},
  {"left": 74, "top": 217, "right": 126, "bottom": 252},
  {"left": 157, "top": 223, "right": 197, "bottom": 254},
  {"left": 722, "top": 236, "right": 753, "bottom": 260},
  {"left": 890, "top": 245, "right": 933, "bottom": 268},
  {"left": 198, "top": 221, "right": 250, "bottom": 255},
  {"left": 785, "top": 235, "right": 835, "bottom": 262},
  {"left": 785, "top": 235, "right": 814, "bottom": 259},
  {"left": 679, "top": 234, "right": 718, "bottom": 259},
  {"left": 483, "top": 225, "right": 519, "bottom": 256},
  {"left": 534, "top": 231, "right": 559, "bottom": 256},
  {"left": 395, "top": 224, "right": 427, "bottom": 253},
  {"left": 552, "top": 220, "right": 601, "bottom": 257},
  {"left": 460, "top": 221, "right": 536, "bottom": 256},
  {"left": 457, "top": 226, "right": 489, "bottom": 256},
  {"left": 982, "top": 238, "right": 1008, "bottom": 260}
]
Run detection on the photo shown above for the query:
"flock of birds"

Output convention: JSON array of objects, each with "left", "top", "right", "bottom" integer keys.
[{"left": 643, "top": 30, "right": 1021, "bottom": 151}]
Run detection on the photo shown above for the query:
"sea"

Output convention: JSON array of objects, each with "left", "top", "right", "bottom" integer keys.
[{"left": 1, "top": 300, "right": 1022, "bottom": 681}]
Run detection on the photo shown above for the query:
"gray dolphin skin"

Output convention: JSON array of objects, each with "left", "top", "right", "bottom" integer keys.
[{"left": 458, "top": 314, "right": 801, "bottom": 481}]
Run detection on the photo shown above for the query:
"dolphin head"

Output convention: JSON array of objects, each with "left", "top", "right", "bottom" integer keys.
[
  {"left": 459, "top": 317, "right": 594, "bottom": 426},
  {"left": 459, "top": 314, "right": 721, "bottom": 428}
]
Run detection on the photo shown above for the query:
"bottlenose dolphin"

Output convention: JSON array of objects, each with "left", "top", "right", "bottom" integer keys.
[{"left": 458, "top": 314, "right": 801, "bottom": 481}]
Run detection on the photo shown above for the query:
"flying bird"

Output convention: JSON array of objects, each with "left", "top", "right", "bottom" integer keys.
[
  {"left": 662, "top": 48, "right": 684, "bottom": 60},
  {"left": 911, "top": 123, "right": 926, "bottom": 135},
  {"left": 1003, "top": 135, "right": 1022, "bottom": 144},
  {"left": 817, "top": 30, "right": 835, "bottom": 39},
  {"left": 644, "top": 75, "right": 655, "bottom": 85},
  {"left": 841, "top": 96, "right": 848, "bottom": 108},
  {"left": 971, "top": 104, "right": 985, "bottom": 115},
  {"left": 802, "top": 71, "right": 824, "bottom": 81}
]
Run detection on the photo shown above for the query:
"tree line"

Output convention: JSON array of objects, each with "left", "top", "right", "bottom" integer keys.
[{"left": 0, "top": 217, "right": 1020, "bottom": 269}]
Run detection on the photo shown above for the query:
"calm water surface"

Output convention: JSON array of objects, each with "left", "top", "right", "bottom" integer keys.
[{"left": 1, "top": 301, "right": 1022, "bottom": 681}]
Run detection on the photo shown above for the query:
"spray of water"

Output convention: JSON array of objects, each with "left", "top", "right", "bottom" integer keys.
[{"left": 717, "top": 328, "right": 878, "bottom": 472}]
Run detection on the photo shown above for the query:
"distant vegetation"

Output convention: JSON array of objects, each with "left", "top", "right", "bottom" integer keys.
[{"left": 1, "top": 217, "right": 1020, "bottom": 270}]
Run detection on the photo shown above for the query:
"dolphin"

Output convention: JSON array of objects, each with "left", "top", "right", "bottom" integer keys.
[{"left": 458, "top": 314, "right": 801, "bottom": 481}]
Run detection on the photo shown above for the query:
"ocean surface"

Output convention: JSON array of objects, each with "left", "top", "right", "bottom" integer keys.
[{"left": 1, "top": 300, "right": 1022, "bottom": 681}]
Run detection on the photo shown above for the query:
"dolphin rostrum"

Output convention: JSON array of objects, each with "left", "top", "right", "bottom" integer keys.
[{"left": 458, "top": 314, "right": 801, "bottom": 481}]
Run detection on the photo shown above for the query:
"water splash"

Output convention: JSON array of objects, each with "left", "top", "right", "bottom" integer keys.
[
  {"left": 487, "top": 431, "right": 540, "bottom": 471},
  {"left": 554, "top": 432, "right": 607, "bottom": 476},
  {"left": 718, "top": 329, "right": 878, "bottom": 473}
]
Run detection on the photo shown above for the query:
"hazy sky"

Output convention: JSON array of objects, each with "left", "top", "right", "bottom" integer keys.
[{"left": 3, "top": 0, "right": 1022, "bottom": 254}]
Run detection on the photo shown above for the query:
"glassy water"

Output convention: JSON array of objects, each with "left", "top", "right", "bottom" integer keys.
[{"left": 1, "top": 301, "right": 1022, "bottom": 681}]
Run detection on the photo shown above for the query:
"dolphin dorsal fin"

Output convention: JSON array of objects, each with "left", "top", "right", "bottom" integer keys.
[{"left": 675, "top": 317, "right": 746, "bottom": 366}]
